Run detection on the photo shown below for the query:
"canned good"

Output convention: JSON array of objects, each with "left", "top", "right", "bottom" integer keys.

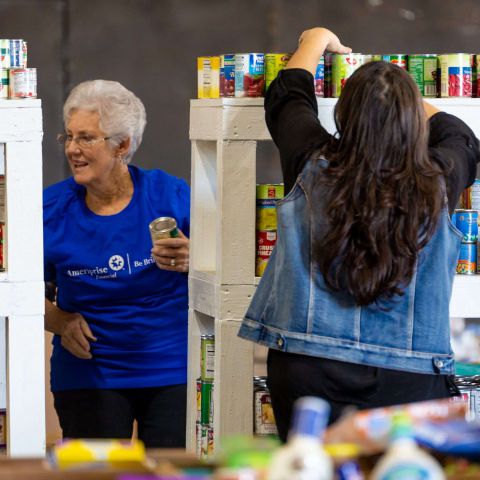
[
  {"left": 201, "top": 424, "right": 208, "bottom": 459},
  {"left": 197, "top": 56, "right": 220, "bottom": 99},
  {"left": 256, "top": 183, "right": 284, "bottom": 231},
  {"left": 148, "top": 216, "right": 179, "bottom": 244},
  {"left": 200, "top": 381, "right": 213, "bottom": 425},
  {"left": 324, "top": 53, "right": 333, "bottom": 98},
  {"left": 462, "top": 180, "right": 480, "bottom": 212},
  {"left": 0, "top": 409, "right": 5, "bottom": 447},
  {"left": 9, "top": 39, "right": 23, "bottom": 68},
  {"left": 454, "top": 209, "right": 478, "bottom": 243},
  {"left": 195, "top": 421, "right": 202, "bottom": 458},
  {"left": 439, "top": 54, "right": 472, "bottom": 98},
  {"left": 265, "top": 53, "right": 291, "bottom": 91},
  {"left": 200, "top": 334, "right": 214, "bottom": 382},
  {"left": 0, "top": 223, "right": 4, "bottom": 272},
  {"left": 408, "top": 55, "right": 438, "bottom": 97},
  {"left": 314, "top": 57, "right": 325, "bottom": 97},
  {"left": 332, "top": 53, "right": 364, "bottom": 98},
  {"left": 9, "top": 68, "right": 37, "bottom": 99},
  {"left": 196, "top": 377, "right": 202, "bottom": 422},
  {"left": 382, "top": 54, "right": 408, "bottom": 69},
  {"left": 254, "top": 377, "right": 277, "bottom": 436},
  {"left": 22, "top": 41, "right": 27, "bottom": 68},
  {"left": 457, "top": 242, "right": 477, "bottom": 274},
  {"left": 0, "top": 69, "right": 8, "bottom": 99},
  {"left": 235, "top": 53, "right": 265, "bottom": 98},
  {"left": 0, "top": 40, "right": 9, "bottom": 69},
  {"left": 207, "top": 426, "right": 214, "bottom": 456},
  {"left": 255, "top": 231, "right": 277, "bottom": 277},
  {"left": 220, "top": 54, "right": 235, "bottom": 98}
]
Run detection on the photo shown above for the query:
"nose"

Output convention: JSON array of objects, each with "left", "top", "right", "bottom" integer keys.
[{"left": 65, "top": 140, "right": 81, "bottom": 156}]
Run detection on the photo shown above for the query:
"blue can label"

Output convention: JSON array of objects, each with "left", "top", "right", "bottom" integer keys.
[
  {"left": 235, "top": 53, "right": 265, "bottom": 97},
  {"left": 455, "top": 209, "right": 478, "bottom": 243},
  {"left": 220, "top": 54, "right": 235, "bottom": 97},
  {"left": 314, "top": 58, "right": 325, "bottom": 97},
  {"left": 457, "top": 242, "right": 477, "bottom": 274}
]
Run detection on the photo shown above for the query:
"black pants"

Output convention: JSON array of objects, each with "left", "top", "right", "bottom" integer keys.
[
  {"left": 267, "top": 349, "right": 457, "bottom": 442},
  {"left": 53, "top": 384, "right": 186, "bottom": 448}
]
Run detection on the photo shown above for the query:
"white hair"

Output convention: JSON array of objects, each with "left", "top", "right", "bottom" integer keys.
[{"left": 63, "top": 80, "right": 147, "bottom": 163}]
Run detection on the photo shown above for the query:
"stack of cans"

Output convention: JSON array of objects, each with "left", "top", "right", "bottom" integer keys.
[
  {"left": 455, "top": 375, "right": 480, "bottom": 420},
  {"left": 196, "top": 334, "right": 214, "bottom": 458},
  {"left": 0, "top": 39, "right": 36, "bottom": 100},
  {"left": 255, "top": 184, "right": 284, "bottom": 277},
  {"left": 453, "top": 209, "right": 478, "bottom": 275},
  {"left": 253, "top": 376, "right": 278, "bottom": 437}
]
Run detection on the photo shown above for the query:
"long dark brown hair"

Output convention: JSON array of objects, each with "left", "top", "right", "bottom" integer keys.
[{"left": 312, "top": 61, "right": 446, "bottom": 306}]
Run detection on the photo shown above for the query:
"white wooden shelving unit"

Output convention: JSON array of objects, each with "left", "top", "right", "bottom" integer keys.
[
  {"left": 186, "top": 96, "right": 480, "bottom": 452},
  {"left": 0, "top": 99, "right": 45, "bottom": 457}
]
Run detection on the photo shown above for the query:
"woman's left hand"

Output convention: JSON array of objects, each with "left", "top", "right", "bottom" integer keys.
[{"left": 151, "top": 228, "right": 189, "bottom": 273}]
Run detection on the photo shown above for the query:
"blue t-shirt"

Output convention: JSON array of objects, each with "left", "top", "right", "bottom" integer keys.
[{"left": 43, "top": 165, "right": 190, "bottom": 392}]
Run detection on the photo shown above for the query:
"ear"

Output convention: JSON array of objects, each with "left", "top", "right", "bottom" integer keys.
[{"left": 115, "top": 137, "right": 131, "bottom": 159}]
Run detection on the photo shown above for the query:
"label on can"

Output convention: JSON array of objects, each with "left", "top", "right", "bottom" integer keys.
[
  {"left": 9, "top": 68, "right": 37, "bottom": 99},
  {"left": 265, "top": 53, "right": 291, "bottom": 91},
  {"left": 439, "top": 54, "right": 472, "bottom": 98},
  {"left": 457, "top": 242, "right": 477, "bottom": 274},
  {"left": 0, "top": 69, "right": 8, "bottom": 99},
  {"left": 408, "top": 55, "right": 438, "bottom": 97},
  {"left": 149, "top": 216, "right": 179, "bottom": 244},
  {"left": 220, "top": 54, "right": 235, "bottom": 97},
  {"left": 200, "top": 334, "right": 214, "bottom": 382},
  {"left": 207, "top": 426, "right": 214, "bottom": 456},
  {"left": 196, "top": 377, "right": 202, "bottom": 422},
  {"left": 9, "top": 39, "right": 23, "bottom": 68},
  {"left": 0, "top": 40, "right": 10, "bottom": 69},
  {"left": 195, "top": 421, "right": 202, "bottom": 458},
  {"left": 254, "top": 380, "right": 277, "bottom": 436},
  {"left": 200, "top": 380, "right": 213, "bottom": 425},
  {"left": 314, "top": 57, "right": 325, "bottom": 97},
  {"left": 382, "top": 54, "right": 408, "bottom": 69},
  {"left": 235, "top": 53, "right": 265, "bottom": 98},
  {"left": 0, "top": 222, "right": 4, "bottom": 272},
  {"left": 324, "top": 53, "right": 333, "bottom": 98},
  {"left": 256, "top": 230, "right": 277, "bottom": 277},
  {"left": 0, "top": 409, "right": 5, "bottom": 447},
  {"left": 332, "top": 53, "right": 364, "bottom": 98},
  {"left": 197, "top": 56, "right": 220, "bottom": 99},
  {"left": 455, "top": 209, "right": 478, "bottom": 243}
]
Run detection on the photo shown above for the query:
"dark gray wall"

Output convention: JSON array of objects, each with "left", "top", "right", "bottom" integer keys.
[{"left": 1, "top": 0, "right": 480, "bottom": 187}]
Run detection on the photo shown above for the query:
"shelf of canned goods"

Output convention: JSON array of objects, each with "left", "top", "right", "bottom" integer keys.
[
  {"left": 187, "top": 96, "right": 480, "bottom": 455},
  {"left": 0, "top": 98, "right": 45, "bottom": 457}
]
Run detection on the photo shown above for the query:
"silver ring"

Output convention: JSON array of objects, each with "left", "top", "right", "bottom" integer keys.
[{"left": 170, "top": 258, "right": 176, "bottom": 266}]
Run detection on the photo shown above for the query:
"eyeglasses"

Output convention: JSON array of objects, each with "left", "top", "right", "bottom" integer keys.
[{"left": 56, "top": 133, "right": 111, "bottom": 149}]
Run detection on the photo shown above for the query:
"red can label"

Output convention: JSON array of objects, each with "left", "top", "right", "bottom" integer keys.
[{"left": 256, "top": 231, "right": 277, "bottom": 277}]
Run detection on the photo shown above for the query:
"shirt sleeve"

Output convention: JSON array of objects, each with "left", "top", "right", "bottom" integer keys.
[
  {"left": 428, "top": 112, "right": 480, "bottom": 212},
  {"left": 265, "top": 68, "right": 332, "bottom": 194}
]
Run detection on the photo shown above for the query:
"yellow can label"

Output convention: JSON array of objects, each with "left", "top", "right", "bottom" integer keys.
[{"left": 197, "top": 56, "right": 220, "bottom": 98}]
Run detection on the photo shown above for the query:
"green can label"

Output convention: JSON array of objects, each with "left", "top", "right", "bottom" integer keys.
[
  {"left": 332, "top": 53, "right": 364, "bottom": 98},
  {"left": 265, "top": 53, "right": 291, "bottom": 91},
  {"left": 200, "top": 380, "right": 213, "bottom": 425},
  {"left": 408, "top": 55, "right": 438, "bottom": 97}
]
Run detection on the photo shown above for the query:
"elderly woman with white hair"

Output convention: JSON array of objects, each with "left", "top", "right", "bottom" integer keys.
[{"left": 43, "top": 80, "right": 190, "bottom": 447}]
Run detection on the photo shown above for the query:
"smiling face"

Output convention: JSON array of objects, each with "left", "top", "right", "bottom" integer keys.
[{"left": 64, "top": 109, "right": 124, "bottom": 189}]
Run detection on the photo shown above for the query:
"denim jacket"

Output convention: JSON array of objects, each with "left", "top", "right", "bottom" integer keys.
[{"left": 238, "top": 159, "right": 463, "bottom": 375}]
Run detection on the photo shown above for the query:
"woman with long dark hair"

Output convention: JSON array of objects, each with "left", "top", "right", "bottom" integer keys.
[{"left": 238, "top": 28, "right": 480, "bottom": 441}]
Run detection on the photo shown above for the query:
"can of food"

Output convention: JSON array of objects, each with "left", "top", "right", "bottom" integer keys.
[
  {"left": 0, "top": 69, "right": 8, "bottom": 99},
  {"left": 256, "top": 230, "right": 277, "bottom": 277},
  {"left": 454, "top": 209, "right": 478, "bottom": 243},
  {"left": 457, "top": 242, "right": 477, "bottom": 274},
  {"left": 314, "top": 57, "right": 325, "bottom": 97},
  {"left": 0, "top": 223, "right": 4, "bottom": 272},
  {"left": 22, "top": 40, "right": 27, "bottom": 68},
  {"left": 195, "top": 421, "right": 202, "bottom": 458},
  {"left": 472, "top": 55, "right": 478, "bottom": 98},
  {"left": 9, "top": 39, "right": 23, "bottom": 68},
  {"left": 9, "top": 68, "right": 37, "bottom": 99},
  {"left": 0, "top": 40, "right": 9, "bottom": 69},
  {"left": 209, "top": 381, "right": 214, "bottom": 425},
  {"left": 439, "top": 54, "right": 472, "bottom": 98},
  {"left": 382, "top": 54, "right": 408, "bottom": 69},
  {"left": 265, "top": 53, "right": 291, "bottom": 91},
  {"left": 363, "top": 54, "right": 382, "bottom": 63},
  {"left": 197, "top": 56, "right": 220, "bottom": 99},
  {"left": 201, "top": 424, "right": 208, "bottom": 458},
  {"left": 207, "top": 426, "right": 214, "bottom": 456},
  {"left": 324, "top": 53, "right": 333, "bottom": 98},
  {"left": 332, "top": 53, "right": 364, "bottom": 98},
  {"left": 235, "top": 53, "right": 265, "bottom": 98},
  {"left": 220, "top": 54, "right": 235, "bottom": 98},
  {"left": 200, "top": 380, "right": 213, "bottom": 425},
  {"left": 408, "top": 55, "right": 438, "bottom": 97},
  {"left": 200, "top": 334, "right": 214, "bottom": 382},
  {"left": 256, "top": 184, "right": 284, "bottom": 231},
  {"left": 254, "top": 377, "right": 277, "bottom": 436},
  {"left": 0, "top": 409, "right": 5, "bottom": 447},
  {"left": 149, "top": 216, "right": 179, "bottom": 245},
  {"left": 196, "top": 377, "right": 202, "bottom": 422}
]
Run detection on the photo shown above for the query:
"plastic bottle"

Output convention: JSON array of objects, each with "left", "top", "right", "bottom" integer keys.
[
  {"left": 370, "top": 411, "right": 446, "bottom": 480},
  {"left": 267, "top": 396, "right": 333, "bottom": 480}
]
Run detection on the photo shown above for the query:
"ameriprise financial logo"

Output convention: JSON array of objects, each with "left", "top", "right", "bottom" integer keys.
[{"left": 67, "top": 253, "right": 156, "bottom": 279}]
